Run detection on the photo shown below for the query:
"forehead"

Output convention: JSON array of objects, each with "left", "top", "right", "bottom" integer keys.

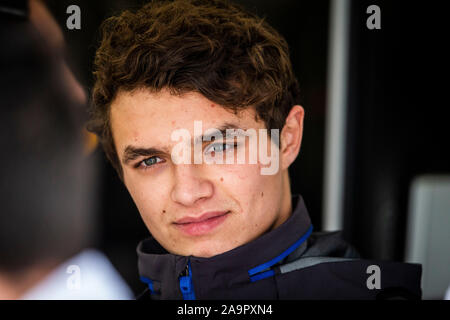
[{"left": 110, "top": 89, "right": 264, "bottom": 150}]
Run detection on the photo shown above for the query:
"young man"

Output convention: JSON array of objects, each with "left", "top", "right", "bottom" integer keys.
[{"left": 89, "top": 0, "right": 421, "bottom": 299}]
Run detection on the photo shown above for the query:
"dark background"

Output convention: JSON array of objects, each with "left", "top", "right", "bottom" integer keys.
[
  {"left": 45, "top": 0, "right": 450, "bottom": 295},
  {"left": 343, "top": 0, "right": 450, "bottom": 261}
]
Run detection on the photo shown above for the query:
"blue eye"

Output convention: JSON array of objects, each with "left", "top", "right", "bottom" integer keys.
[
  {"left": 137, "top": 156, "right": 163, "bottom": 169},
  {"left": 205, "top": 142, "right": 237, "bottom": 155}
]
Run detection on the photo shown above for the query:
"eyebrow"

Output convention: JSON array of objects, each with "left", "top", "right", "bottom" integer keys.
[
  {"left": 122, "top": 146, "right": 171, "bottom": 165},
  {"left": 194, "top": 122, "right": 249, "bottom": 144},
  {"left": 122, "top": 122, "right": 249, "bottom": 166}
]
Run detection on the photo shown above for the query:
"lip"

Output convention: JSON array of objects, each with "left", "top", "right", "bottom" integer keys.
[{"left": 173, "top": 211, "right": 230, "bottom": 236}]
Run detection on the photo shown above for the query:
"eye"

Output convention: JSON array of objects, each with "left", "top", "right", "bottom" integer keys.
[
  {"left": 204, "top": 142, "right": 237, "bottom": 155},
  {"left": 136, "top": 156, "right": 164, "bottom": 170}
]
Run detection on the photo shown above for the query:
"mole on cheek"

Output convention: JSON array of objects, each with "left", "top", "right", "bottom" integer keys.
[
  {"left": 162, "top": 210, "right": 166, "bottom": 213},
  {"left": 261, "top": 191, "right": 264, "bottom": 197},
  {"left": 220, "top": 177, "right": 223, "bottom": 182}
]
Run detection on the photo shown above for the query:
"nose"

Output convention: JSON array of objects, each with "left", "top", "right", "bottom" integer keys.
[{"left": 170, "top": 163, "right": 214, "bottom": 207}]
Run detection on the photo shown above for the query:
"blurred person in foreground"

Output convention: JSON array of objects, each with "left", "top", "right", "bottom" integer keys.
[
  {"left": 89, "top": 0, "right": 422, "bottom": 299},
  {"left": 0, "top": 0, "right": 132, "bottom": 299}
]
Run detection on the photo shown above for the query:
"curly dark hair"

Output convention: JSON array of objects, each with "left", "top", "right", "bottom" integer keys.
[{"left": 89, "top": 0, "right": 300, "bottom": 179}]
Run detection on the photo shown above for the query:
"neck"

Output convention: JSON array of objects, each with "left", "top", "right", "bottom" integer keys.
[{"left": 270, "top": 169, "right": 293, "bottom": 230}]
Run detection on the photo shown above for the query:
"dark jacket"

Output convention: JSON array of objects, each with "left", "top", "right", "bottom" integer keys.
[{"left": 136, "top": 194, "right": 422, "bottom": 300}]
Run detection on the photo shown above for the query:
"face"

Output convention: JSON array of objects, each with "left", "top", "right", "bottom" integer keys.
[{"left": 110, "top": 89, "right": 303, "bottom": 257}]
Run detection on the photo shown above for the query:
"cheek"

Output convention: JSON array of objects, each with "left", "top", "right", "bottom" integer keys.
[
  {"left": 127, "top": 179, "right": 175, "bottom": 242},
  {"left": 219, "top": 162, "right": 279, "bottom": 191},
  {"left": 217, "top": 163, "right": 276, "bottom": 212},
  {"left": 218, "top": 164, "right": 263, "bottom": 192},
  {"left": 124, "top": 174, "right": 166, "bottom": 221},
  {"left": 219, "top": 164, "right": 282, "bottom": 219}
]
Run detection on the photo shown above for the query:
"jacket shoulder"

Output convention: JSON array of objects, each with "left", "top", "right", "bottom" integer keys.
[
  {"left": 305, "top": 231, "right": 361, "bottom": 258},
  {"left": 277, "top": 231, "right": 422, "bottom": 299},
  {"left": 278, "top": 258, "right": 422, "bottom": 299}
]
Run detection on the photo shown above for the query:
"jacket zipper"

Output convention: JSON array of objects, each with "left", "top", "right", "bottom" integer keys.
[{"left": 179, "top": 259, "right": 196, "bottom": 300}]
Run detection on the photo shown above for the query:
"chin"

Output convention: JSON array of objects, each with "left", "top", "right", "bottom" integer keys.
[
  {"left": 190, "top": 248, "right": 218, "bottom": 258},
  {"left": 188, "top": 243, "right": 229, "bottom": 258}
]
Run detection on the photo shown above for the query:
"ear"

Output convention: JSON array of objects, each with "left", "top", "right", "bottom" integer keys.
[{"left": 280, "top": 105, "right": 304, "bottom": 170}]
